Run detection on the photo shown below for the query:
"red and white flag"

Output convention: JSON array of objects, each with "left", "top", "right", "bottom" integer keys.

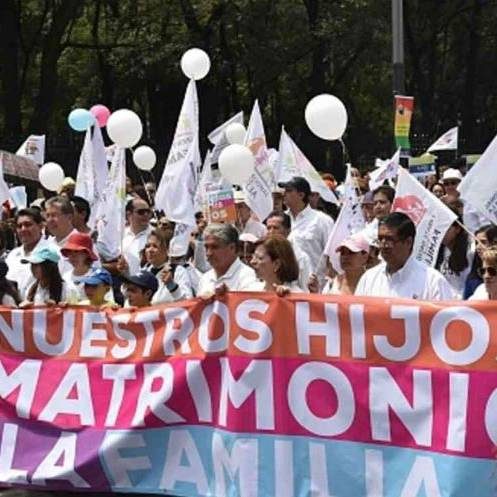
[{"left": 392, "top": 167, "right": 457, "bottom": 266}]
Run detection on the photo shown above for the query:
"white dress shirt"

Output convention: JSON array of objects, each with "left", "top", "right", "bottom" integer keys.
[
  {"left": 197, "top": 258, "right": 258, "bottom": 295},
  {"left": 245, "top": 280, "right": 303, "bottom": 293},
  {"left": 287, "top": 205, "right": 334, "bottom": 274},
  {"left": 122, "top": 226, "right": 151, "bottom": 275},
  {"left": 292, "top": 243, "right": 313, "bottom": 291},
  {"left": 6, "top": 237, "right": 49, "bottom": 299},
  {"left": 355, "top": 255, "right": 454, "bottom": 300}
]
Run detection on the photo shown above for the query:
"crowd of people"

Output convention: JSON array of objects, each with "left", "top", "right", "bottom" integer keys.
[{"left": 0, "top": 162, "right": 495, "bottom": 311}]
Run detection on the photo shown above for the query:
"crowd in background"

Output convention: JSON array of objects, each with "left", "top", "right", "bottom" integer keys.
[{"left": 1, "top": 160, "right": 496, "bottom": 312}]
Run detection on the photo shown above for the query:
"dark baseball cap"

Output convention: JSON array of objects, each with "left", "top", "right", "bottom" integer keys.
[
  {"left": 278, "top": 176, "right": 311, "bottom": 195},
  {"left": 122, "top": 270, "right": 158, "bottom": 294}
]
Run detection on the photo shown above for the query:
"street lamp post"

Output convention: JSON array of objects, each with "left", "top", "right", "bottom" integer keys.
[{"left": 392, "top": 0, "right": 405, "bottom": 95}]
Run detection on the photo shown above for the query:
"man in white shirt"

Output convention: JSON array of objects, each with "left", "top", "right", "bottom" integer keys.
[
  {"left": 45, "top": 195, "right": 78, "bottom": 275},
  {"left": 278, "top": 176, "right": 334, "bottom": 274},
  {"left": 121, "top": 197, "right": 153, "bottom": 274},
  {"left": 6, "top": 208, "right": 49, "bottom": 299},
  {"left": 355, "top": 212, "right": 454, "bottom": 300},
  {"left": 266, "top": 210, "right": 313, "bottom": 290},
  {"left": 198, "top": 223, "right": 257, "bottom": 296}
]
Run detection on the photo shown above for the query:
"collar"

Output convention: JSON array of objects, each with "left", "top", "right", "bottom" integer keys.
[
  {"left": 215, "top": 258, "right": 243, "bottom": 281},
  {"left": 385, "top": 253, "right": 416, "bottom": 283},
  {"left": 289, "top": 204, "right": 312, "bottom": 222}
]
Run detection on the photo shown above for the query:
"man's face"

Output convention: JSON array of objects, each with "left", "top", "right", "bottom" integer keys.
[
  {"left": 204, "top": 235, "right": 236, "bottom": 271},
  {"left": 129, "top": 199, "right": 151, "bottom": 232},
  {"left": 236, "top": 202, "right": 251, "bottom": 225},
  {"left": 125, "top": 283, "right": 151, "bottom": 307},
  {"left": 266, "top": 216, "right": 288, "bottom": 237},
  {"left": 443, "top": 178, "right": 460, "bottom": 195},
  {"left": 283, "top": 188, "right": 303, "bottom": 210},
  {"left": 16, "top": 215, "right": 42, "bottom": 247},
  {"left": 377, "top": 224, "right": 412, "bottom": 269},
  {"left": 45, "top": 204, "right": 72, "bottom": 237}
]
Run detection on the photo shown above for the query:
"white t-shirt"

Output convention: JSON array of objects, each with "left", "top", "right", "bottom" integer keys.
[
  {"left": 245, "top": 280, "right": 303, "bottom": 293},
  {"left": 437, "top": 246, "right": 474, "bottom": 299},
  {"left": 27, "top": 282, "right": 68, "bottom": 304},
  {"left": 198, "top": 258, "right": 258, "bottom": 295},
  {"left": 355, "top": 255, "right": 455, "bottom": 301}
]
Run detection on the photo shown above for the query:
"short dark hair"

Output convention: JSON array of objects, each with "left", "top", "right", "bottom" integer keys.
[
  {"left": 16, "top": 208, "right": 43, "bottom": 225},
  {"left": 71, "top": 196, "right": 91, "bottom": 223},
  {"left": 372, "top": 185, "right": 395, "bottom": 203},
  {"left": 45, "top": 195, "right": 74, "bottom": 215},
  {"left": 126, "top": 197, "right": 150, "bottom": 214},
  {"left": 267, "top": 210, "right": 291, "bottom": 231},
  {"left": 378, "top": 212, "right": 416, "bottom": 241}
]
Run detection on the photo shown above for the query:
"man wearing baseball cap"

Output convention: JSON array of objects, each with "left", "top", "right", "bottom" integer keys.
[
  {"left": 278, "top": 176, "right": 334, "bottom": 277},
  {"left": 122, "top": 269, "right": 158, "bottom": 308}
]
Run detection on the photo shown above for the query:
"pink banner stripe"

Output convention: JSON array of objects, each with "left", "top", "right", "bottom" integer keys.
[{"left": 1, "top": 353, "right": 495, "bottom": 459}]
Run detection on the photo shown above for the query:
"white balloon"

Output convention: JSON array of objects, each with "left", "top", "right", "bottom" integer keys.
[
  {"left": 181, "top": 48, "right": 211, "bottom": 80},
  {"left": 39, "top": 162, "right": 65, "bottom": 191},
  {"left": 305, "top": 94, "right": 348, "bottom": 140},
  {"left": 107, "top": 109, "right": 143, "bottom": 148},
  {"left": 133, "top": 146, "right": 156, "bottom": 171},
  {"left": 218, "top": 144, "right": 255, "bottom": 186},
  {"left": 225, "top": 123, "right": 246, "bottom": 145}
]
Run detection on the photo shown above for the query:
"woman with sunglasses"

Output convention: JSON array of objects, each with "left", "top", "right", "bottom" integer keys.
[{"left": 469, "top": 247, "right": 497, "bottom": 300}]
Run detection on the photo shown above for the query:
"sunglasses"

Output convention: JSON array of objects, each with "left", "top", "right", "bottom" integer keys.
[
  {"left": 478, "top": 266, "right": 497, "bottom": 277},
  {"left": 443, "top": 180, "right": 460, "bottom": 186},
  {"left": 135, "top": 208, "right": 151, "bottom": 216}
]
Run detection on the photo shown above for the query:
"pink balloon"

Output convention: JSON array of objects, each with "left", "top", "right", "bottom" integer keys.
[{"left": 89, "top": 104, "right": 111, "bottom": 128}]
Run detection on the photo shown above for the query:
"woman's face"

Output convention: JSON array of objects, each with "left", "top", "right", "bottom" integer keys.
[
  {"left": 339, "top": 247, "right": 368, "bottom": 272},
  {"left": 251, "top": 245, "right": 279, "bottom": 283},
  {"left": 373, "top": 192, "right": 392, "bottom": 219},
  {"left": 432, "top": 184, "right": 445, "bottom": 198},
  {"left": 476, "top": 231, "right": 489, "bottom": 258},
  {"left": 145, "top": 235, "right": 167, "bottom": 267},
  {"left": 65, "top": 249, "right": 90, "bottom": 268},
  {"left": 482, "top": 260, "right": 497, "bottom": 296}
]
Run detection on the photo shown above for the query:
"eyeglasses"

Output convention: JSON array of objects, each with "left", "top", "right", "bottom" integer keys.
[
  {"left": 478, "top": 266, "right": 497, "bottom": 277},
  {"left": 135, "top": 208, "right": 151, "bottom": 216},
  {"left": 443, "top": 180, "right": 460, "bottom": 186},
  {"left": 376, "top": 236, "right": 403, "bottom": 247}
]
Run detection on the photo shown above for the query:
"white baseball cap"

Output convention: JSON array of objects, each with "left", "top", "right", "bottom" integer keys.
[{"left": 441, "top": 168, "right": 463, "bottom": 182}]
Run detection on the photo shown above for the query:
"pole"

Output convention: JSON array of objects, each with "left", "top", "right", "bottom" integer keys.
[{"left": 392, "top": 0, "right": 405, "bottom": 95}]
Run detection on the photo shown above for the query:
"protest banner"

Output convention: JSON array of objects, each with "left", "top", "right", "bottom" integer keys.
[
  {"left": 1, "top": 293, "right": 497, "bottom": 496},
  {"left": 394, "top": 95, "right": 414, "bottom": 152}
]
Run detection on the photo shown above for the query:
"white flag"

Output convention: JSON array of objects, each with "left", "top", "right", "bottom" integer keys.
[
  {"left": 427, "top": 127, "right": 458, "bottom": 153},
  {"left": 242, "top": 100, "right": 274, "bottom": 221},
  {"left": 16, "top": 135, "right": 45, "bottom": 165},
  {"left": 95, "top": 147, "right": 126, "bottom": 260},
  {"left": 75, "top": 126, "right": 109, "bottom": 229},
  {"left": 0, "top": 155, "right": 11, "bottom": 205},
  {"left": 369, "top": 148, "right": 400, "bottom": 190},
  {"left": 194, "top": 149, "right": 213, "bottom": 213},
  {"left": 458, "top": 133, "right": 497, "bottom": 225},
  {"left": 324, "top": 166, "right": 365, "bottom": 273},
  {"left": 155, "top": 80, "right": 200, "bottom": 226},
  {"left": 9, "top": 186, "right": 27, "bottom": 209},
  {"left": 278, "top": 127, "right": 339, "bottom": 204},
  {"left": 208, "top": 111, "right": 244, "bottom": 163},
  {"left": 393, "top": 167, "right": 457, "bottom": 266}
]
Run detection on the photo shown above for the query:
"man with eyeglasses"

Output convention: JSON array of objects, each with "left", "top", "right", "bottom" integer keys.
[
  {"left": 121, "top": 198, "right": 153, "bottom": 274},
  {"left": 355, "top": 212, "right": 454, "bottom": 300}
]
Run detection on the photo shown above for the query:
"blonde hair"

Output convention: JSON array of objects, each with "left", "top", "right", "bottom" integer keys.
[{"left": 482, "top": 246, "right": 497, "bottom": 267}]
